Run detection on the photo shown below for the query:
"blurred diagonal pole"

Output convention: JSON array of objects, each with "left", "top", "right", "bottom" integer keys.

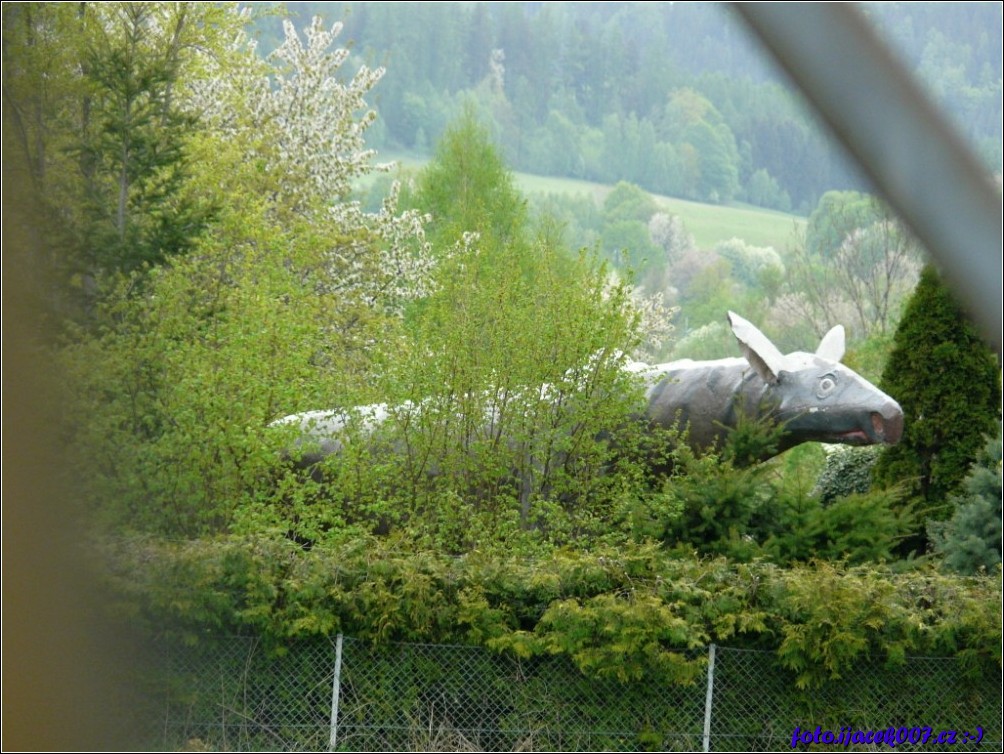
[{"left": 732, "top": 3, "right": 1002, "bottom": 353}]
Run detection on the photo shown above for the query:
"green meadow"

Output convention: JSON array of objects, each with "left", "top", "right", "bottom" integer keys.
[{"left": 373, "top": 151, "right": 806, "bottom": 252}]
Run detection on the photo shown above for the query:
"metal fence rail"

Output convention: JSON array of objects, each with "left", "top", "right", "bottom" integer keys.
[{"left": 158, "top": 636, "right": 1001, "bottom": 752}]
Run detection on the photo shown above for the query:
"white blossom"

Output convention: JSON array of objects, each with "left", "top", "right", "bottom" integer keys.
[
  {"left": 630, "top": 287, "right": 678, "bottom": 362},
  {"left": 488, "top": 49, "right": 506, "bottom": 93},
  {"left": 183, "top": 12, "right": 438, "bottom": 314},
  {"left": 648, "top": 212, "right": 696, "bottom": 265},
  {"left": 605, "top": 272, "right": 677, "bottom": 362},
  {"left": 187, "top": 15, "right": 382, "bottom": 205}
]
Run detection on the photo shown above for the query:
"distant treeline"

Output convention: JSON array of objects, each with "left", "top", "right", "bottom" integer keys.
[{"left": 262, "top": 1, "right": 1003, "bottom": 213}]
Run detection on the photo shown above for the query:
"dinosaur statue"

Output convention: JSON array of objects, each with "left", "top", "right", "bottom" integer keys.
[{"left": 272, "top": 311, "right": 903, "bottom": 465}]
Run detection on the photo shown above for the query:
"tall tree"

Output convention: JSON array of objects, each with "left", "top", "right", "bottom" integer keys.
[
  {"left": 783, "top": 192, "right": 922, "bottom": 339},
  {"left": 872, "top": 265, "right": 1002, "bottom": 544},
  {"left": 75, "top": 3, "right": 211, "bottom": 273},
  {"left": 415, "top": 110, "right": 527, "bottom": 246},
  {"left": 398, "top": 114, "right": 643, "bottom": 546},
  {"left": 3, "top": 3, "right": 84, "bottom": 326},
  {"left": 2, "top": 2, "right": 244, "bottom": 319}
]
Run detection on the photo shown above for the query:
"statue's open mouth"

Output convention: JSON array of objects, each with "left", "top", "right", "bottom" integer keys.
[
  {"left": 873, "top": 409, "right": 904, "bottom": 445},
  {"left": 822, "top": 408, "right": 902, "bottom": 446},
  {"left": 834, "top": 429, "right": 871, "bottom": 444}
]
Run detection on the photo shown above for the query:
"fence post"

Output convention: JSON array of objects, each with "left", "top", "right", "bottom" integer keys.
[
  {"left": 703, "top": 643, "right": 716, "bottom": 753},
  {"left": 329, "top": 633, "right": 344, "bottom": 752}
]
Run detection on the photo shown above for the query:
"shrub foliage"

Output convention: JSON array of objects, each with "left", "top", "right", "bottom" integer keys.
[{"left": 104, "top": 536, "right": 1001, "bottom": 689}]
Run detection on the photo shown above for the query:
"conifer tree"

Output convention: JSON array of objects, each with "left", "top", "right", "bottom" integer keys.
[
  {"left": 873, "top": 265, "right": 1001, "bottom": 529},
  {"left": 928, "top": 433, "right": 1003, "bottom": 574}
]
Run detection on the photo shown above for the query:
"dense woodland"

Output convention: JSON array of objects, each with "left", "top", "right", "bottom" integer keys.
[
  {"left": 3, "top": 2, "right": 1001, "bottom": 724},
  {"left": 264, "top": 1, "right": 1003, "bottom": 213}
]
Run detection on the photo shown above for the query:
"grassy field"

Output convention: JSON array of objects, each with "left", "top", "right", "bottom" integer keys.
[
  {"left": 369, "top": 150, "right": 806, "bottom": 252},
  {"left": 514, "top": 170, "right": 805, "bottom": 250}
]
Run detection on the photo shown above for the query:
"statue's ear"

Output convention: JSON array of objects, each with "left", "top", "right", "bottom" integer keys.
[
  {"left": 728, "top": 311, "right": 784, "bottom": 385},
  {"left": 816, "top": 325, "right": 846, "bottom": 362}
]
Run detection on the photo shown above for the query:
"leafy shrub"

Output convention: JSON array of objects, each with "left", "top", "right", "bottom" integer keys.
[
  {"left": 104, "top": 536, "right": 1002, "bottom": 686},
  {"left": 813, "top": 445, "right": 881, "bottom": 504},
  {"left": 764, "top": 487, "right": 915, "bottom": 566},
  {"left": 714, "top": 237, "right": 785, "bottom": 290}
]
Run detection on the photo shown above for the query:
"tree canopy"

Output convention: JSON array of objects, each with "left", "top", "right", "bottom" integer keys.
[{"left": 258, "top": 2, "right": 1002, "bottom": 212}]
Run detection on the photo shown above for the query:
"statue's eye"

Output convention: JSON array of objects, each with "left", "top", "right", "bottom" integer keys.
[{"left": 817, "top": 374, "right": 837, "bottom": 397}]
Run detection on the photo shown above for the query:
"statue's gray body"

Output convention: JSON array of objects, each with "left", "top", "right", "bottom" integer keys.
[
  {"left": 271, "top": 312, "right": 903, "bottom": 467},
  {"left": 273, "top": 402, "right": 396, "bottom": 466}
]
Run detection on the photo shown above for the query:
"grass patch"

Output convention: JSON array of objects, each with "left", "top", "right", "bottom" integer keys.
[
  {"left": 511, "top": 172, "right": 805, "bottom": 251},
  {"left": 367, "top": 150, "right": 806, "bottom": 252}
]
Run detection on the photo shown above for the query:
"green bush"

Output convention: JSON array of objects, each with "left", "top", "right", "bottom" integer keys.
[
  {"left": 929, "top": 432, "right": 1003, "bottom": 574},
  {"left": 813, "top": 445, "right": 881, "bottom": 504},
  {"left": 764, "top": 487, "right": 915, "bottom": 566},
  {"left": 104, "top": 536, "right": 1002, "bottom": 686}
]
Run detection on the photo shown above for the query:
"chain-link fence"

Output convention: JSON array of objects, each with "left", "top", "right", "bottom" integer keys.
[
  {"left": 708, "top": 647, "right": 1001, "bottom": 752},
  {"left": 156, "top": 636, "right": 1001, "bottom": 752},
  {"left": 158, "top": 637, "right": 335, "bottom": 752}
]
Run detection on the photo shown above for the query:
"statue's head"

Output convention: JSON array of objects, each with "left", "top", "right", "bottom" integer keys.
[{"left": 728, "top": 311, "right": 904, "bottom": 448}]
